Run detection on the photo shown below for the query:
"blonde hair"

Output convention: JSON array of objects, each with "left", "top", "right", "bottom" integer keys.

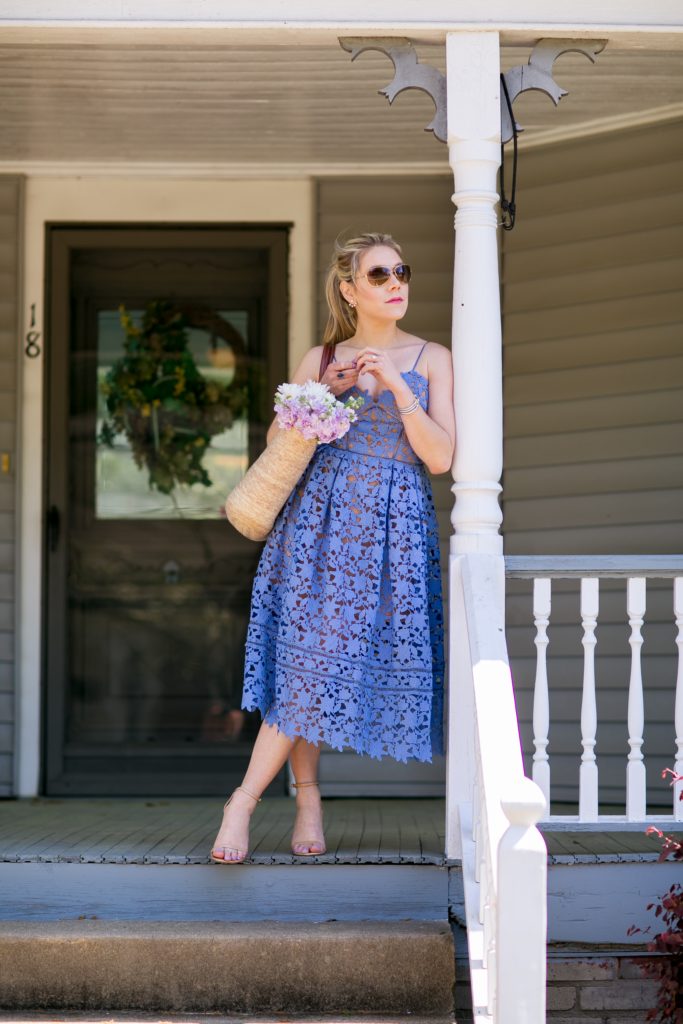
[{"left": 322, "top": 232, "right": 404, "bottom": 350}]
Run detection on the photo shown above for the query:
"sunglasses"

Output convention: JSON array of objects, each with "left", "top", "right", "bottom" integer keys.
[{"left": 357, "top": 263, "right": 412, "bottom": 286}]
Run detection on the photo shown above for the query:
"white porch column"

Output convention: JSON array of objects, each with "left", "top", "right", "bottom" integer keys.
[
  {"left": 447, "top": 31, "right": 503, "bottom": 556},
  {"left": 446, "top": 31, "right": 503, "bottom": 857}
]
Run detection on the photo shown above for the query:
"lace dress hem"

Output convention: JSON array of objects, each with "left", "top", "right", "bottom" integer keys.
[
  {"left": 242, "top": 686, "right": 443, "bottom": 765},
  {"left": 242, "top": 629, "right": 444, "bottom": 764}
]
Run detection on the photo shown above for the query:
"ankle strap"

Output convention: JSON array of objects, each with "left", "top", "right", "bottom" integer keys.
[
  {"left": 292, "top": 781, "right": 319, "bottom": 789},
  {"left": 236, "top": 784, "right": 262, "bottom": 803}
]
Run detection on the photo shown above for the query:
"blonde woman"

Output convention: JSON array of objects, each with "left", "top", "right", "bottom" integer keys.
[{"left": 211, "top": 233, "right": 455, "bottom": 864}]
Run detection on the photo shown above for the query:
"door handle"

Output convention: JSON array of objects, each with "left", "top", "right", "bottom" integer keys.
[{"left": 47, "top": 505, "right": 61, "bottom": 552}]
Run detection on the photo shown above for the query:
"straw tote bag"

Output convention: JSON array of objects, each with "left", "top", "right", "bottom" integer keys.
[{"left": 224, "top": 346, "right": 334, "bottom": 541}]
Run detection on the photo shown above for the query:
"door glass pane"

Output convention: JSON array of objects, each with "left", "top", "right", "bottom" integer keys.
[{"left": 96, "top": 308, "right": 249, "bottom": 520}]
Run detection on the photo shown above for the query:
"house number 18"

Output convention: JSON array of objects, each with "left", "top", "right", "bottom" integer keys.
[{"left": 25, "top": 303, "right": 41, "bottom": 358}]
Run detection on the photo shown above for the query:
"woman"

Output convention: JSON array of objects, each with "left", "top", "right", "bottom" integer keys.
[{"left": 211, "top": 232, "right": 455, "bottom": 863}]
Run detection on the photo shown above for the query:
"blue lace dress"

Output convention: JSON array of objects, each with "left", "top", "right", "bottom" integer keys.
[{"left": 240, "top": 344, "right": 445, "bottom": 763}]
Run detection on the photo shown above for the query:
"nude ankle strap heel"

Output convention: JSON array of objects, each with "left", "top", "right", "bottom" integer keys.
[
  {"left": 291, "top": 781, "right": 326, "bottom": 857},
  {"left": 225, "top": 784, "right": 262, "bottom": 809},
  {"left": 211, "top": 785, "right": 262, "bottom": 866}
]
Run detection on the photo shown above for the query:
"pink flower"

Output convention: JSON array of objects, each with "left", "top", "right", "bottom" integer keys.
[{"left": 273, "top": 379, "right": 364, "bottom": 443}]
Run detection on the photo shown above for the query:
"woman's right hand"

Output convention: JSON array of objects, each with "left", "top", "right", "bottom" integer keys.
[{"left": 319, "top": 360, "right": 360, "bottom": 397}]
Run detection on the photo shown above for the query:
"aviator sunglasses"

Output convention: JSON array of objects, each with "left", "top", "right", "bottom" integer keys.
[{"left": 357, "top": 263, "right": 412, "bottom": 287}]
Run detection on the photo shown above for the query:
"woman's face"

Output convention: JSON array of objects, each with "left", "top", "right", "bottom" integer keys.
[{"left": 344, "top": 245, "right": 409, "bottom": 324}]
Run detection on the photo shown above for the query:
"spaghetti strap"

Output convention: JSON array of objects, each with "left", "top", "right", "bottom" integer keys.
[{"left": 411, "top": 342, "right": 428, "bottom": 372}]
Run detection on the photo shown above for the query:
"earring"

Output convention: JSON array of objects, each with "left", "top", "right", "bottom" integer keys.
[{"left": 348, "top": 300, "right": 356, "bottom": 309}]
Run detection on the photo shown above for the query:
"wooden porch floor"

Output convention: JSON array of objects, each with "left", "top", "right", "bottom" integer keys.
[
  {"left": 0, "top": 798, "right": 446, "bottom": 866},
  {"left": 0, "top": 797, "right": 676, "bottom": 866}
]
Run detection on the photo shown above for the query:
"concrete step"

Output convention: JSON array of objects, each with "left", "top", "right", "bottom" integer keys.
[
  {"left": 0, "top": 1018, "right": 454, "bottom": 1024},
  {"left": 0, "top": 920, "right": 455, "bottom": 1015}
]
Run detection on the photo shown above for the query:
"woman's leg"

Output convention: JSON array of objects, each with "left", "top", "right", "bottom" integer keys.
[
  {"left": 212, "top": 719, "right": 295, "bottom": 862},
  {"left": 289, "top": 737, "right": 325, "bottom": 855}
]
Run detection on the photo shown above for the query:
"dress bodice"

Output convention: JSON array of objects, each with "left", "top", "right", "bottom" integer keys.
[{"left": 328, "top": 366, "right": 429, "bottom": 466}]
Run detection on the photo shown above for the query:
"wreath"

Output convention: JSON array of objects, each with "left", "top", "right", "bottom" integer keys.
[{"left": 99, "top": 299, "right": 249, "bottom": 495}]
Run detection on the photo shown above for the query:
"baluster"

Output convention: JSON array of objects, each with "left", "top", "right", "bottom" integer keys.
[
  {"left": 579, "top": 577, "right": 599, "bottom": 821},
  {"left": 626, "top": 577, "right": 647, "bottom": 820},
  {"left": 675, "top": 578, "right": 683, "bottom": 821},
  {"left": 532, "top": 578, "right": 551, "bottom": 808}
]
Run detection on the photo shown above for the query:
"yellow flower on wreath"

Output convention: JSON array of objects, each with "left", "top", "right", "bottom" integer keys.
[{"left": 173, "top": 367, "right": 186, "bottom": 397}]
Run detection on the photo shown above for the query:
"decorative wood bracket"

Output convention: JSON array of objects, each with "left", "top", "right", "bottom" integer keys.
[
  {"left": 339, "top": 36, "right": 607, "bottom": 146},
  {"left": 501, "top": 38, "right": 607, "bottom": 143},
  {"left": 339, "top": 37, "right": 447, "bottom": 143}
]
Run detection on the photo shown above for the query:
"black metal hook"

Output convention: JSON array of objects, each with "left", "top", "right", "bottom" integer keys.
[{"left": 499, "top": 73, "right": 518, "bottom": 231}]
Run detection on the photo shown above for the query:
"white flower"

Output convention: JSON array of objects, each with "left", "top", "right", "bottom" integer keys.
[
  {"left": 273, "top": 379, "right": 364, "bottom": 442},
  {"left": 274, "top": 382, "right": 300, "bottom": 404},
  {"left": 300, "top": 379, "right": 332, "bottom": 401}
]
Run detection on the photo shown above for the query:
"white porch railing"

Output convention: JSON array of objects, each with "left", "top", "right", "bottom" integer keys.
[
  {"left": 446, "top": 553, "right": 683, "bottom": 1023},
  {"left": 505, "top": 556, "right": 683, "bottom": 822},
  {"left": 448, "top": 553, "right": 547, "bottom": 1024}
]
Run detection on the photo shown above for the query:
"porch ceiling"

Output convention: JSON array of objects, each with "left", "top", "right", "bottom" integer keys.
[{"left": 0, "top": 40, "right": 681, "bottom": 172}]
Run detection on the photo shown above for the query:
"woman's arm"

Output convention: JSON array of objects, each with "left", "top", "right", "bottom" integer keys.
[{"left": 396, "top": 343, "right": 455, "bottom": 474}]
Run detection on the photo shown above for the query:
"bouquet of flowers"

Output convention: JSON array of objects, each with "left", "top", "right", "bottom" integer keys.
[
  {"left": 225, "top": 380, "right": 363, "bottom": 541},
  {"left": 273, "top": 380, "right": 363, "bottom": 441}
]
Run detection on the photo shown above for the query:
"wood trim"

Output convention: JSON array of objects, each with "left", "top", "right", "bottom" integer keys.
[
  {"left": 0, "top": 161, "right": 453, "bottom": 178},
  {"left": 505, "top": 555, "right": 683, "bottom": 577},
  {"left": 0, "top": 3, "right": 681, "bottom": 46}
]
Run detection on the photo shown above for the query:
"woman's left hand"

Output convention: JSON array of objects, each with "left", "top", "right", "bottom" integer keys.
[{"left": 353, "top": 348, "right": 404, "bottom": 396}]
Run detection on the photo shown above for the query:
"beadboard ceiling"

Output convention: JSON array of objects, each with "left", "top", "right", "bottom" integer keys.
[{"left": 0, "top": 40, "right": 680, "bottom": 171}]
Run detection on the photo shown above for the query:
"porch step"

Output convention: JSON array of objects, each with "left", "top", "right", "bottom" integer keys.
[
  {"left": 449, "top": 825, "right": 683, "bottom": 946},
  {"left": 0, "top": 797, "right": 449, "bottom": 923},
  {"left": 0, "top": 861, "right": 449, "bottom": 922},
  {"left": 0, "top": 920, "right": 455, "bottom": 1014}
]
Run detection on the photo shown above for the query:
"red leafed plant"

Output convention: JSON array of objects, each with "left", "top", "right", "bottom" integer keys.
[{"left": 627, "top": 769, "right": 683, "bottom": 1024}]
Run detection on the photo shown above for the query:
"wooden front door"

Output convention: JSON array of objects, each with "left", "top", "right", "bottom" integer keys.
[{"left": 44, "top": 225, "right": 288, "bottom": 795}]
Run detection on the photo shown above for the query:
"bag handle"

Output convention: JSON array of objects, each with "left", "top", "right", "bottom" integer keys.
[{"left": 318, "top": 342, "right": 336, "bottom": 382}]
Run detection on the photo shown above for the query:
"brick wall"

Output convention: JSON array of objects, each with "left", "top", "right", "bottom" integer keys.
[
  {"left": 455, "top": 951, "right": 662, "bottom": 1022},
  {"left": 546, "top": 954, "right": 660, "bottom": 1021}
]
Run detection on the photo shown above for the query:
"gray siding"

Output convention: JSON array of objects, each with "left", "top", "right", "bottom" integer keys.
[
  {"left": 502, "top": 121, "right": 683, "bottom": 808},
  {"left": 0, "top": 175, "right": 21, "bottom": 797}
]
